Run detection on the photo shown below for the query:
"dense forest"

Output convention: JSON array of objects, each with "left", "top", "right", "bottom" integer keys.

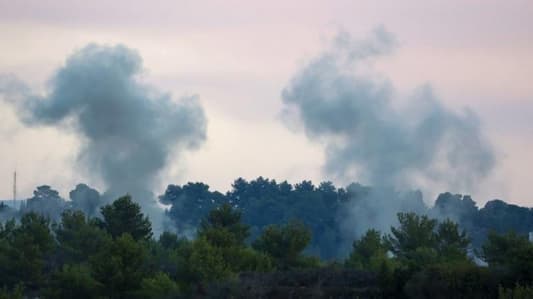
[{"left": 0, "top": 177, "right": 532, "bottom": 298}]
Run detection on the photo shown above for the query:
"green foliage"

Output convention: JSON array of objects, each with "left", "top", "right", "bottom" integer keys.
[
  {"left": 198, "top": 203, "right": 249, "bottom": 247},
  {"left": 380, "top": 213, "right": 474, "bottom": 297},
  {"left": 232, "top": 246, "right": 273, "bottom": 272},
  {"left": 158, "top": 231, "right": 181, "bottom": 249},
  {"left": 101, "top": 195, "right": 153, "bottom": 241},
  {"left": 345, "top": 229, "right": 389, "bottom": 271},
  {"left": 0, "top": 284, "right": 24, "bottom": 299},
  {"left": 55, "top": 210, "right": 111, "bottom": 263},
  {"left": 0, "top": 192, "right": 531, "bottom": 298},
  {"left": 161, "top": 178, "right": 533, "bottom": 261},
  {"left": 90, "top": 233, "right": 150, "bottom": 298},
  {"left": 161, "top": 177, "right": 347, "bottom": 259},
  {"left": 498, "top": 284, "right": 533, "bottom": 299},
  {"left": 180, "top": 204, "right": 274, "bottom": 285},
  {"left": 47, "top": 264, "right": 103, "bottom": 299},
  {"left": 436, "top": 219, "right": 470, "bottom": 261},
  {"left": 162, "top": 182, "right": 224, "bottom": 229},
  {"left": 149, "top": 234, "right": 188, "bottom": 283},
  {"left": 387, "top": 213, "right": 438, "bottom": 259},
  {"left": 253, "top": 220, "right": 316, "bottom": 270},
  {"left": 482, "top": 231, "right": 533, "bottom": 285},
  {"left": 404, "top": 262, "right": 497, "bottom": 299},
  {"left": 386, "top": 213, "right": 470, "bottom": 270},
  {"left": 188, "top": 237, "right": 233, "bottom": 282},
  {"left": 138, "top": 272, "right": 180, "bottom": 299},
  {"left": 0, "top": 213, "right": 55, "bottom": 290}
]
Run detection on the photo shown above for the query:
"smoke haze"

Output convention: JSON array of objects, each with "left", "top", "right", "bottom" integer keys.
[
  {"left": 282, "top": 28, "right": 495, "bottom": 190},
  {"left": 1, "top": 44, "right": 207, "bottom": 233},
  {"left": 282, "top": 28, "right": 496, "bottom": 237}
]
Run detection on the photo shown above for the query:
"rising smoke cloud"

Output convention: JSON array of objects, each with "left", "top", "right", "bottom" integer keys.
[
  {"left": 282, "top": 28, "right": 496, "bottom": 239},
  {"left": 1, "top": 44, "right": 207, "bottom": 233},
  {"left": 282, "top": 28, "right": 495, "bottom": 191}
]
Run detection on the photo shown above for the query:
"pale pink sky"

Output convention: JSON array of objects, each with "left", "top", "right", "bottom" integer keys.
[{"left": 0, "top": 0, "right": 532, "bottom": 207}]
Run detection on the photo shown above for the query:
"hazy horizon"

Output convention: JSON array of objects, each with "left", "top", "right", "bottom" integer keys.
[{"left": 1, "top": 0, "right": 532, "bottom": 207}]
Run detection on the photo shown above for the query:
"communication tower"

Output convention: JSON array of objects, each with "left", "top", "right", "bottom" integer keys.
[{"left": 13, "top": 171, "right": 16, "bottom": 208}]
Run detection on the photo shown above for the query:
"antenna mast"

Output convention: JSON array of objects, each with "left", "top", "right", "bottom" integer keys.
[{"left": 13, "top": 171, "right": 16, "bottom": 208}]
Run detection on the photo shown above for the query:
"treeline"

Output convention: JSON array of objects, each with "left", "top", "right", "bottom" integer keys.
[
  {"left": 0, "top": 195, "right": 532, "bottom": 298},
  {"left": 162, "top": 178, "right": 533, "bottom": 256},
  {"left": 2, "top": 177, "right": 533, "bottom": 259}
]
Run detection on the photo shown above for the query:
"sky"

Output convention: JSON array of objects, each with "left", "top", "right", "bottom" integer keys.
[{"left": 0, "top": 0, "right": 532, "bottom": 207}]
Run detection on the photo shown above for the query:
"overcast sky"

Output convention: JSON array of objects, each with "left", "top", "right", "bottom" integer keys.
[{"left": 0, "top": 0, "right": 532, "bottom": 207}]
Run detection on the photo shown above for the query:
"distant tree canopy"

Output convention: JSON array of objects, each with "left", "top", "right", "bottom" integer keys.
[
  {"left": 14, "top": 184, "right": 104, "bottom": 222},
  {"left": 0, "top": 178, "right": 531, "bottom": 261},
  {"left": 159, "top": 177, "right": 533, "bottom": 259},
  {"left": 100, "top": 195, "right": 153, "bottom": 241},
  {"left": 22, "top": 185, "right": 67, "bottom": 220},
  {"left": 69, "top": 184, "right": 101, "bottom": 217}
]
